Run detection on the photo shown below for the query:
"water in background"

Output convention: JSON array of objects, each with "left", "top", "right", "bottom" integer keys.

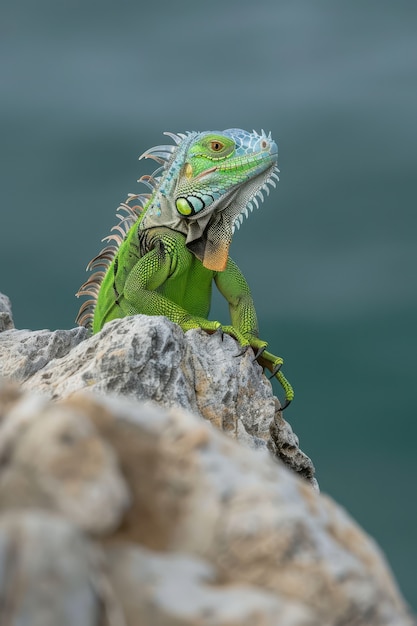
[{"left": 1, "top": 0, "right": 416, "bottom": 608}]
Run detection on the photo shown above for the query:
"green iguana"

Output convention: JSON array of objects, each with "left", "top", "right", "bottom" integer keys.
[{"left": 76, "top": 128, "right": 294, "bottom": 408}]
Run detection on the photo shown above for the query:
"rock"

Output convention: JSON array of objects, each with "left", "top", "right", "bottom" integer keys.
[
  {"left": 0, "top": 292, "right": 14, "bottom": 331},
  {"left": 0, "top": 383, "right": 414, "bottom": 626},
  {"left": 0, "top": 326, "right": 88, "bottom": 382},
  {"left": 106, "top": 544, "right": 315, "bottom": 626},
  {"left": 0, "top": 508, "right": 312, "bottom": 626},
  {"left": 269, "top": 404, "right": 316, "bottom": 484},
  {"left": 0, "top": 389, "right": 130, "bottom": 534},
  {"left": 0, "top": 511, "right": 101, "bottom": 626},
  {"left": 0, "top": 291, "right": 414, "bottom": 622},
  {"left": 1, "top": 313, "right": 316, "bottom": 487}
]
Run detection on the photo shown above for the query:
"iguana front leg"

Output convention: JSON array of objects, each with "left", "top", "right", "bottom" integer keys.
[
  {"left": 118, "top": 240, "right": 293, "bottom": 408},
  {"left": 120, "top": 245, "right": 221, "bottom": 334},
  {"left": 215, "top": 258, "right": 294, "bottom": 409}
]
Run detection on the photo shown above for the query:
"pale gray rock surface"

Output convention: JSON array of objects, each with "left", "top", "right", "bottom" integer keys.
[
  {"left": 107, "top": 544, "right": 314, "bottom": 626},
  {"left": 0, "top": 290, "right": 415, "bottom": 624},
  {"left": 0, "top": 326, "right": 88, "bottom": 381},
  {"left": 0, "top": 293, "right": 14, "bottom": 332},
  {"left": 0, "top": 303, "right": 316, "bottom": 486},
  {"left": 0, "top": 383, "right": 414, "bottom": 626},
  {"left": 0, "top": 511, "right": 101, "bottom": 626}
]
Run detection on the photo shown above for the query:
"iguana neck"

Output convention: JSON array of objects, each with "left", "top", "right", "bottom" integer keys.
[{"left": 138, "top": 130, "right": 278, "bottom": 271}]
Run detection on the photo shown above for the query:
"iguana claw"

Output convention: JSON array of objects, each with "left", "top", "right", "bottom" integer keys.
[
  {"left": 268, "top": 362, "right": 282, "bottom": 379},
  {"left": 255, "top": 350, "right": 294, "bottom": 410},
  {"left": 274, "top": 369, "right": 294, "bottom": 410},
  {"left": 212, "top": 326, "right": 225, "bottom": 341},
  {"left": 234, "top": 344, "right": 250, "bottom": 358},
  {"left": 252, "top": 345, "right": 267, "bottom": 362}
]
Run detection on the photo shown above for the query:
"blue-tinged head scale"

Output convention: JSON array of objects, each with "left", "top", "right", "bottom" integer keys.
[{"left": 139, "top": 128, "right": 279, "bottom": 271}]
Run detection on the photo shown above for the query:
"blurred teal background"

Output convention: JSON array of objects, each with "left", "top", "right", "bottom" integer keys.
[{"left": 1, "top": 0, "right": 416, "bottom": 608}]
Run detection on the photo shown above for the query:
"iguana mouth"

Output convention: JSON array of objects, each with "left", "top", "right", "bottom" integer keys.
[
  {"left": 196, "top": 150, "right": 274, "bottom": 178},
  {"left": 195, "top": 166, "right": 217, "bottom": 180}
]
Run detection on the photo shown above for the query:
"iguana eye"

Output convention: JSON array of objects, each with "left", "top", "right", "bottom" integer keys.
[
  {"left": 210, "top": 141, "right": 224, "bottom": 152},
  {"left": 195, "top": 135, "right": 235, "bottom": 160}
]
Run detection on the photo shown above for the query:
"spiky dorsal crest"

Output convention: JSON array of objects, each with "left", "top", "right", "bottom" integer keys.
[
  {"left": 76, "top": 133, "right": 182, "bottom": 329},
  {"left": 76, "top": 133, "right": 183, "bottom": 329},
  {"left": 75, "top": 194, "right": 144, "bottom": 328}
]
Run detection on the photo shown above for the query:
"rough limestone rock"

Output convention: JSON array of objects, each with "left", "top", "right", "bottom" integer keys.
[
  {"left": 0, "top": 291, "right": 415, "bottom": 624},
  {"left": 0, "top": 382, "right": 414, "bottom": 626},
  {"left": 0, "top": 292, "right": 14, "bottom": 332},
  {"left": 0, "top": 326, "right": 88, "bottom": 382},
  {"left": 0, "top": 298, "right": 316, "bottom": 486},
  {"left": 0, "top": 392, "right": 130, "bottom": 534},
  {"left": 0, "top": 511, "right": 102, "bottom": 625}
]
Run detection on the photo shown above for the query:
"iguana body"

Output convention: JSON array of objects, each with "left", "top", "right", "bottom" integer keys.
[{"left": 76, "top": 129, "right": 294, "bottom": 408}]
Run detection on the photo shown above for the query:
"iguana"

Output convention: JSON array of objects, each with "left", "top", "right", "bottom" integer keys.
[{"left": 76, "top": 128, "right": 294, "bottom": 408}]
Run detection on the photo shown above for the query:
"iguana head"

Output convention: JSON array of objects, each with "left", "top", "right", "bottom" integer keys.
[{"left": 139, "top": 128, "right": 279, "bottom": 271}]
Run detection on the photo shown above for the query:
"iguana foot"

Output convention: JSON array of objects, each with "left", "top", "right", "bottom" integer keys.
[
  {"left": 274, "top": 370, "right": 294, "bottom": 410},
  {"left": 204, "top": 325, "right": 294, "bottom": 410},
  {"left": 220, "top": 325, "right": 252, "bottom": 349},
  {"left": 205, "top": 324, "right": 248, "bottom": 347},
  {"left": 268, "top": 361, "right": 283, "bottom": 379},
  {"left": 252, "top": 345, "right": 267, "bottom": 361},
  {"left": 256, "top": 349, "right": 294, "bottom": 410}
]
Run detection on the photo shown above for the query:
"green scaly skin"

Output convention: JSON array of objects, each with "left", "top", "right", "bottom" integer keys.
[{"left": 76, "top": 129, "right": 294, "bottom": 408}]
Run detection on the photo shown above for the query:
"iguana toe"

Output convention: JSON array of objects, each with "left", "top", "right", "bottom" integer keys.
[{"left": 252, "top": 345, "right": 267, "bottom": 361}]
